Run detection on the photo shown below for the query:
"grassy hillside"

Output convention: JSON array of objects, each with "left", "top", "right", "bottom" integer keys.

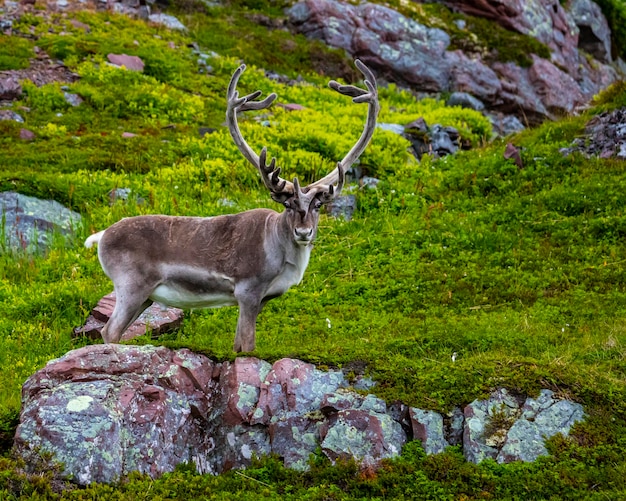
[{"left": 1, "top": 2, "right": 626, "bottom": 499}]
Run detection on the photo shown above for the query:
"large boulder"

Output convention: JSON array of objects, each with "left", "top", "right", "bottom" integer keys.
[
  {"left": 0, "top": 191, "right": 81, "bottom": 252},
  {"left": 288, "top": 0, "right": 621, "bottom": 124},
  {"left": 14, "top": 345, "right": 588, "bottom": 485}
]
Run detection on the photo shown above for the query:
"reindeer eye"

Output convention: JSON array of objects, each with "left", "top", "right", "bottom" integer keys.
[
  {"left": 313, "top": 200, "right": 323, "bottom": 211},
  {"left": 283, "top": 201, "right": 291, "bottom": 209}
]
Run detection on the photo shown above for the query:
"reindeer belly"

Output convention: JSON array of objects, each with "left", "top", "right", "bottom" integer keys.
[{"left": 150, "top": 266, "right": 237, "bottom": 309}]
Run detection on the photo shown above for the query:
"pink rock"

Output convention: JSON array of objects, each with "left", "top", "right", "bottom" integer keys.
[
  {"left": 121, "top": 132, "right": 137, "bottom": 138},
  {"left": 107, "top": 53, "right": 145, "bottom": 72},
  {"left": 220, "top": 357, "right": 271, "bottom": 426},
  {"left": 19, "top": 128, "right": 36, "bottom": 141},
  {"left": 277, "top": 103, "right": 306, "bottom": 111},
  {"left": 73, "top": 292, "right": 184, "bottom": 341}
]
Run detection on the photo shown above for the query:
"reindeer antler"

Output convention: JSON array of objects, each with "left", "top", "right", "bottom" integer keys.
[
  {"left": 306, "top": 59, "right": 380, "bottom": 193},
  {"left": 226, "top": 64, "right": 294, "bottom": 198},
  {"left": 226, "top": 60, "right": 378, "bottom": 202}
]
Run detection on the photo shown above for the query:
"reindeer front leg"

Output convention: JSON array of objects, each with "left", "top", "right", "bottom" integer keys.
[{"left": 234, "top": 285, "right": 264, "bottom": 352}]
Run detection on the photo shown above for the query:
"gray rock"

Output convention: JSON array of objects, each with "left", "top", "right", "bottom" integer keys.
[
  {"left": 289, "top": 0, "right": 451, "bottom": 91},
  {"left": 327, "top": 194, "right": 356, "bottom": 221},
  {"left": 446, "top": 92, "right": 485, "bottom": 112},
  {"left": 430, "top": 124, "right": 459, "bottom": 157},
  {"left": 567, "top": 0, "right": 612, "bottom": 63},
  {"left": 463, "top": 388, "right": 520, "bottom": 463},
  {"left": 497, "top": 390, "right": 584, "bottom": 463},
  {"left": 360, "top": 176, "right": 380, "bottom": 189},
  {"left": 289, "top": 0, "right": 621, "bottom": 124},
  {"left": 148, "top": 13, "right": 186, "bottom": 30},
  {"left": 0, "top": 191, "right": 81, "bottom": 252},
  {"left": 409, "top": 408, "right": 449, "bottom": 455},
  {"left": 0, "top": 109, "right": 24, "bottom": 122},
  {"left": 63, "top": 92, "right": 83, "bottom": 107},
  {"left": 445, "top": 407, "right": 465, "bottom": 446},
  {"left": 489, "top": 113, "right": 526, "bottom": 137},
  {"left": 15, "top": 345, "right": 219, "bottom": 484}
]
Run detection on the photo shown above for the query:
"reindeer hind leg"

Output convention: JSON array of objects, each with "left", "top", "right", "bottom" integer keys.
[{"left": 101, "top": 293, "right": 153, "bottom": 344}]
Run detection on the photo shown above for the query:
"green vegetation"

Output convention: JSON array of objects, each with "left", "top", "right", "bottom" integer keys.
[
  {"left": 0, "top": 2, "right": 626, "bottom": 499},
  {"left": 0, "top": 34, "right": 33, "bottom": 70}
]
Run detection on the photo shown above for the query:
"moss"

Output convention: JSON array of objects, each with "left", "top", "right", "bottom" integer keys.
[{"left": 0, "top": 34, "right": 33, "bottom": 70}]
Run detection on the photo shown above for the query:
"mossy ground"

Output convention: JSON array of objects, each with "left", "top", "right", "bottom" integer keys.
[{"left": 1, "top": 1, "right": 626, "bottom": 499}]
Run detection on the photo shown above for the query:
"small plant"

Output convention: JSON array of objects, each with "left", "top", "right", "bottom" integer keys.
[{"left": 483, "top": 404, "right": 519, "bottom": 447}]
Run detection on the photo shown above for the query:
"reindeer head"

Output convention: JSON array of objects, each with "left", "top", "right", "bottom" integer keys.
[{"left": 226, "top": 60, "right": 379, "bottom": 245}]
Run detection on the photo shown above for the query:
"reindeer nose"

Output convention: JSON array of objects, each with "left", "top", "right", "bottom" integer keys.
[{"left": 295, "top": 227, "right": 313, "bottom": 241}]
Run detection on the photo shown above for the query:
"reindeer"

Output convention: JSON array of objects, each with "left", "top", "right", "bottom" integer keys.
[{"left": 84, "top": 60, "right": 379, "bottom": 352}]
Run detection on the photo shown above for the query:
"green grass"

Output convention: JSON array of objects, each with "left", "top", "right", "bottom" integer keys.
[{"left": 0, "top": 3, "right": 626, "bottom": 499}]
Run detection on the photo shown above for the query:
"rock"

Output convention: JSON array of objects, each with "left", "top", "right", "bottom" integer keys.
[
  {"left": 0, "top": 109, "right": 24, "bottom": 122},
  {"left": 430, "top": 124, "right": 459, "bottom": 157},
  {"left": 0, "top": 75, "right": 22, "bottom": 100},
  {"left": 73, "top": 292, "right": 184, "bottom": 341},
  {"left": 446, "top": 91, "right": 486, "bottom": 112},
  {"left": 463, "top": 388, "right": 521, "bottom": 463},
  {"left": 567, "top": 0, "right": 612, "bottom": 63},
  {"left": 121, "top": 131, "right": 137, "bottom": 138},
  {"left": 562, "top": 107, "right": 626, "bottom": 159},
  {"left": 289, "top": 0, "right": 452, "bottom": 91},
  {"left": 148, "top": 13, "right": 186, "bottom": 30},
  {"left": 445, "top": 50, "right": 502, "bottom": 105},
  {"left": 15, "top": 345, "right": 220, "bottom": 485},
  {"left": 403, "top": 118, "right": 459, "bottom": 159},
  {"left": 409, "top": 408, "right": 449, "bottom": 455},
  {"left": 497, "top": 390, "right": 584, "bottom": 463},
  {"left": 446, "top": 0, "right": 579, "bottom": 71},
  {"left": 327, "top": 194, "right": 356, "bottom": 221},
  {"left": 321, "top": 408, "right": 406, "bottom": 466},
  {"left": 69, "top": 19, "right": 91, "bottom": 33},
  {"left": 63, "top": 91, "right": 83, "bottom": 107},
  {"left": 107, "top": 187, "right": 145, "bottom": 205},
  {"left": 503, "top": 142, "right": 523, "bottom": 168},
  {"left": 107, "top": 53, "right": 144, "bottom": 72},
  {"left": 276, "top": 103, "right": 306, "bottom": 112},
  {"left": 288, "top": 0, "right": 621, "bottom": 124},
  {"left": 488, "top": 112, "right": 526, "bottom": 137},
  {"left": 528, "top": 55, "right": 585, "bottom": 115},
  {"left": 463, "top": 388, "right": 585, "bottom": 464},
  {"left": 360, "top": 176, "right": 380, "bottom": 189},
  {"left": 14, "top": 344, "right": 589, "bottom": 484},
  {"left": 19, "top": 128, "right": 36, "bottom": 141},
  {"left": 0, "top": 191, "right": 81, "bottom": 252},
  {"left": 445, "top": 407, "right": 465, "bottom": 446},
  {"left": 377, "top": 122, "right": 405, "bottom": 135}
]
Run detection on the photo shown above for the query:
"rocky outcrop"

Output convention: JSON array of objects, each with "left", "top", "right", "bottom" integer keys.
[
  {"left": 561, "top": 106, "right": 626, "bottom": 158},
  {"left": 288, "top": 0, "right": 622, "bottom": 125},
  {"left": 0, "top": 191, "right": 81, "bottom": 252},
  {"left": 14, "top": 344, "right": 585, "bottom": 485}
]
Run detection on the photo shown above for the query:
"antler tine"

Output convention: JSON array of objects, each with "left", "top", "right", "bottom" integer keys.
[
  {"left": 307, "top": 59, "right": 379, "bottom": 193},
  {"left": 259, "top": 147, "right": 287, "bottom": 194},
  {"left": 226, "top": 64, "right": 294, "bottom": 196}
]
